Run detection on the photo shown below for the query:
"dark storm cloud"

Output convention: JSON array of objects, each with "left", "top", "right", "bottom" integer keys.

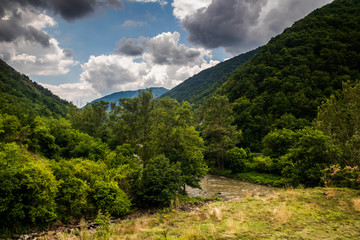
[
  {"left": 182, "top": 0, "right": 267, "bottom": 49},
  {"left": 146, "top": 33, "right": 202, "bottom": 65},
  {"left": 181, "top": 0, "right": 333, "bottom": 55},
  {"left": 150, "top": 45, "right": 201, "bottom": 65},
  {"left": 115, "top": 38, "right": 145, "bottom": 56},
  {"left": 0, "top": 9, "right": 50, "bottom": 47},
  {"left": 263, "top": 0, "right": 332, "bottom": 34},
  {"left": 0, "top": 0, "right": 123, "bottom": 46},
  {"left": 0, "top": 0, "right": 123, "bottom": 21}
]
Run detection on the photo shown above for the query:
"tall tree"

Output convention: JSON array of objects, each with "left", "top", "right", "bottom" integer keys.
[
  {"left": 201, "top": 95, "right": 241, "bottom": 170},
  {"left": 152, "top": 98, "right": 207, "bottom": 188},
  {"left": 315, "top": 81, "right": 360, "bottom": 166}
]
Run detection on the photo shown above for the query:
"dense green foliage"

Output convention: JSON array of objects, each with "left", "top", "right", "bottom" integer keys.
[
  {"left": 0, "top": 59, "right": 69, "bottom": 118},
  {"left": 260, "top": 127, "right": 341, "bottom": 187},
  {"left": 220, "top": 0, "right": 360, "bottom": 150},
  {"left": 136, "top": 155, "right": 183, "bottom": 207},
  {"left": 0, "top": 80, "right": 206, "bottom": 234},
  {"left": 162, "top": 48, "right": 259, "bottom": 105},
  {"left": 315, "top": 81, "right": 360, "bottom": 166},
  {"left": 225, "top": 147, "right": 249, "bottom": 173},
  {"left": 201, "top": 95, "right": 241, "bottom": 170}
]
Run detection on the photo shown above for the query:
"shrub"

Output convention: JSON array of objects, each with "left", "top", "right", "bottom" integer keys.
[
  {"left": 262, "top": 128, "right": 296, "bottom": 158},
  {"left": 56, "top": 177, "right": 91, "bottom": 221},
  {"left": 323, "top": 165, "right": 360, "bottom": 189},
  {"left": 93, "top": 180, "right": 132, "bottom": 217},
  {"left": 251, "top": 155, "right": 274, "bottom": 173},
  {"left": 225, "top": 147, "right": 249, "bottom": 173},
  {"left": 0, "top": 143, "right": 58, "bottom": 229},
  {"left": 136, "top": 155, "right": 183, "bottom": 207},
  {"left": 279, "top": 127, "right": 341, "bottom": 187}
]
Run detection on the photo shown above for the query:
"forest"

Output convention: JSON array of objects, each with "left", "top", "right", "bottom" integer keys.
[{"left": 1, "top": 0, "right": 360, "bottom": 236}]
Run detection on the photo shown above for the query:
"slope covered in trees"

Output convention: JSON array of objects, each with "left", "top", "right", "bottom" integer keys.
[
  {"left": 220, "top": 0, "right": 360, "bottom": 150},
  {"left": 162, "top": 48, "right": 259, "bottom": 105},
  {"left": 0, "top": 59, "right": 69, "bottom": 118}
]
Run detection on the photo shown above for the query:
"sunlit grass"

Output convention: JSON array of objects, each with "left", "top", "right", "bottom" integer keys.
[{"left": 38, "top": 187, "right": 360, "bottom": 240}]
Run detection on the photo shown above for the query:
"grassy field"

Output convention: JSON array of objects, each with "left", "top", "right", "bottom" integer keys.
[{"left": 38, "top": 187, "right": 360, "bottom": 240}]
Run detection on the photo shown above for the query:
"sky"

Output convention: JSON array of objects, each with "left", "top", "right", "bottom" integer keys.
[{"left": 0, "top": 0, "right": 333, "bottom": 107}]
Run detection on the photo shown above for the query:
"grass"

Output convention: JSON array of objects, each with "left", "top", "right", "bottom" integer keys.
[
  {"left": 211, "top": 169, "right": 286, "bottom": 187},
  {"left": 39, "top": 187, "right": 360, "bottom": 239}
]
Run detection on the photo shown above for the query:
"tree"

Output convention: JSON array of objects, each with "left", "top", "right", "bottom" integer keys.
[
  {"left": 202, "top": 95, "right": 241, "bottom": 170},
  {"left": 68, "top": 101, "right": 109, "bottom": 139},
  {"left": 315, "top": 81, "right": 360, "bottom": 166},
  {"left": 0, "top": 143, "right": 58, "bottom": 229},
  {"left": 151, "top": 98, "right": 207, "bottom": 188},
  {"left": 264, "top": 127, "right": 341, "bottom": 187},
  {"left": 225, "top": 147, "right": 249, "bottom": 173},
  {"left": 107, "top": 93, "right": 207, "bottom": 189}
]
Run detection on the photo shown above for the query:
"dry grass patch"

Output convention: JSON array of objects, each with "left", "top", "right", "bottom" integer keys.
[
  {"left": 326, "top": 188, "right": 336, "bottom": 199},
  {"left": 353, "top": 197, "right": 360, "bottom": 212},
  {"left": 273, "top": 204, "right": 292, "bottom": 225},
  {"left": 208, "top": 206, "right": 223, "bottom": 221}
]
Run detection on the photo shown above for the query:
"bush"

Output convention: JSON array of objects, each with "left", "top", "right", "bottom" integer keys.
[
  {"left": 262, "top": 128, "right": 296, "bottom": 158},
  {"left": 93, "top": 181, "right": 132, "bottom": 217},
  {"left": 261, "top": 127, "right": 342, "bottom": 187},
  {"left": 251, "top": 155, "right": 274, "bottom": 173},
  {"left": 323, "top": 165, "right": 360, "bottom": 189},
  {"left": 56, "top": 177, "right": 91, "bottom": 221},
  {"left": 136, "top": 155, "right": 183, "bottom": 207},
  {"left": 0, "top": 143, "right": 58, "bottom": 229},
  {"left": 279, "top": 127, "right": 341, "bottom": 187},
  {"left": 225, "top": 147, "right": 249, "bottom": 173}
]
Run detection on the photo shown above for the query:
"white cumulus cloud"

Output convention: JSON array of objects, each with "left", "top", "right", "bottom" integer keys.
[
  {"left": 0, "top": 8, "right": 78, "bottom": 75},
  {"left": 44, "top": 32, "right": 219, "bottom": 107}
]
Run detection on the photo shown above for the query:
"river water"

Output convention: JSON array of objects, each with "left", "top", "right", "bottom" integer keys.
[{"left": 186, "top": 175, "right": 274, "bottom": 200}]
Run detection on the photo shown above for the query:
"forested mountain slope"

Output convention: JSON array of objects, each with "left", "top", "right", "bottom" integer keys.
[
  {"left": 162, "top": 48, "right": 259, "bottom": 105},
  {"left": 219, "top": 0, "right": 360, "bottom": 150},
  {"left": 0, "top": 59, "right": 69, "bottom": 117}
]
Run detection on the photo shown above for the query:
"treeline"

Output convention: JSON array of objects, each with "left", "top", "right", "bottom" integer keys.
[
  {"left": 0, "top": 90, "right": 207, "bottom": 234},
  {"left": 207, "top": 82, "right": 360, "bottom": 189}
]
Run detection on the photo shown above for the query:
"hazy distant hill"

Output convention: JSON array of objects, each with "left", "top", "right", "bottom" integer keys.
[
  {"left": 161, "top": 48, "right": 259, "bottom": 105},
  {"left": 219, "top": 0, "right": 360, "bottom": 150},
  {"left": 0, "top": 59, "right": 69, "bottom": 117},
  {"left": 90, "top": 87, "right": 168, "bottom": 106}
]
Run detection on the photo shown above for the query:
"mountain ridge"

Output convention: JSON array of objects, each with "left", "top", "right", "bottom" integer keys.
[
  {"left": 90, "top": 87, "right": 168, "bottom": 106},
  {"left": 161, "top": 48, "right": 259, "bottom": 105},
  {"left": 0, "top": 59, "right": 69, "bottom": 118}
]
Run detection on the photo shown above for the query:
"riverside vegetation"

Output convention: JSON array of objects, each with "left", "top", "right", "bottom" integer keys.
[{"left": 1, "top": 0, "right": 360, "bottom": 238}]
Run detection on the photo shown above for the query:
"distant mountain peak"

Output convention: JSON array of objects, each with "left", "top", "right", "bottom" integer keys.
[{"left": 90, "top": 87, "right": 168, "bottom": 106}]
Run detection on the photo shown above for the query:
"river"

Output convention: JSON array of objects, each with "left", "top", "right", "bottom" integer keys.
[{"left": 186, "top": 175, "right": 274, "bottom": 200}]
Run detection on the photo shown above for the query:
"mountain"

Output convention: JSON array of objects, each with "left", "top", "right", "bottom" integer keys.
[
  {"left": 0, "top": 59, "right": 69, "bottom": 118},
  {"left": 219, "top": 0, "right": 360, "bottom": 150},
  {"left": 161, "top": 48, "right": 259, "bottom": 105},
  {"left": 90, "top": 87, "right": 168, "bottom": 106}
]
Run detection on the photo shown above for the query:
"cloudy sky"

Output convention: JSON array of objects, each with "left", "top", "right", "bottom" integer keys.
[{"left": 0, "top": 0, "right": 332, "bottom": 107}]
